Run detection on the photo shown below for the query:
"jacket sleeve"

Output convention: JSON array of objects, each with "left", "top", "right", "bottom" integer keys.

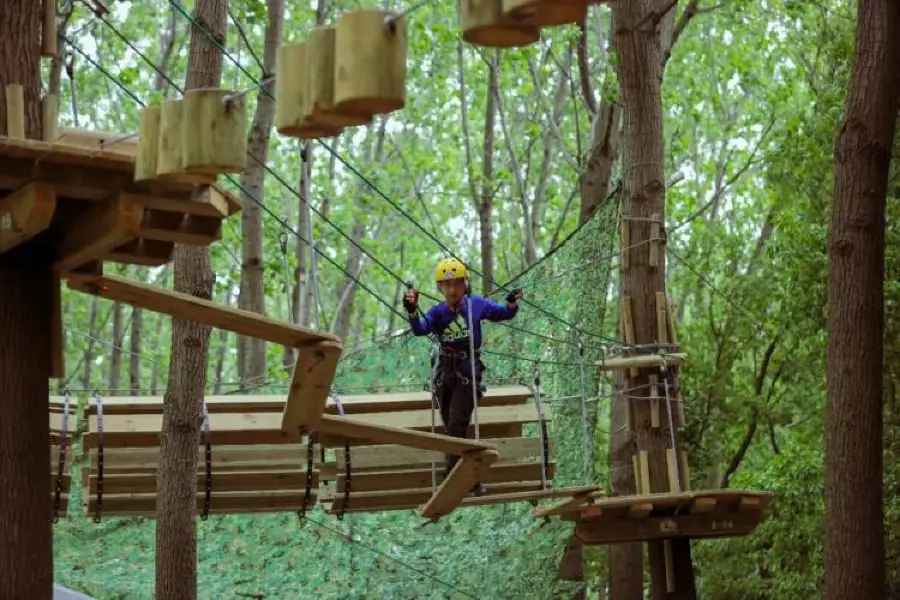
[
  {"left": 477, "top": 295, "right": 518, "bottom": 322},
  {"left": 409, "top": 305, "right": 436, "bottom": 336}
]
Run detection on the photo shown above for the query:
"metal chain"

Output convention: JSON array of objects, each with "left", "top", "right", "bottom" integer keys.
[
  {"left": 532, "top": 361, "right": 549, "bottom": 490},
  {"left": 333, "top": 393, "right": 351, "bottom": 521},
  {"left": 428, "top": 338, "right": 442, "bottom": 494},
  {"left": 93, "top": 391, "right": 105, "bottom": 524},
  {"left": 52, "top": 391, "right": 71, "bottom": 523},
  {"left": 297, "top": 434, "right": 314, "bottom": 520},
  {"left": 201, "top": 402, "right": 212, "bottom": 521}
]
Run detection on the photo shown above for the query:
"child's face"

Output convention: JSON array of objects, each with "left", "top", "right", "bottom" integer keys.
[{"left": 438, "top": 278, "right": 467, "bottom": 304}]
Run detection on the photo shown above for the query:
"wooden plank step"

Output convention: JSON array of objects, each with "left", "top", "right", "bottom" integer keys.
[
  {"left": 462, "top": 485, "right": 601, "bottom": 509},
  {"left": 84, "top": 489, "right": 320, "bottom": 517},
  {"left": 77, "top": 386, "right": 533, "bottom": 416},
  {"left": 331, "top": 462, "right": 556, "bottom": 493},
  {"left": 87, "top": 443, "right": 312, "bottom": 471},
  {"left": 325, "top": 385, "right": 535, "bottom": 414},
  {"left": 328, "top": 437, "right": 549, "bottom": 471},
  {"left": 84, "top": 470, "right": 319, "bottom": 495},
  {"left": 322, "top": 481, "right": 545, "bottom": 514},
  {"left": 532, "top": 490, "right": 606, "bottom": 518},
  {"left": 420, "top": 449, "right": 499, "bottom": 519},
  {"left": 313, "top": 414, "right": 496, "bottom": 456},
  {"left": 66, "top": 274, "right": 340, "bottom": 348}
]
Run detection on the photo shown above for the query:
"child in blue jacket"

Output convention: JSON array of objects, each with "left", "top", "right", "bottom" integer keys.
[{"left": 404, "top": 258, "right": 522, "bottom": 495}]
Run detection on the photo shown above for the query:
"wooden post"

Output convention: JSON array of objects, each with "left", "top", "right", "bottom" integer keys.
[
  {"left": 5, "top": 85, "right": 25, "bottom": 139},
  {"left": 41, "top": 94, "right": 57, "bottom": 142},
  {"left": 135, "top": 106, "right": 162, "bottom": 181},
  {"left": 41, "top": 0, "right": 58, "bottom": 58}
]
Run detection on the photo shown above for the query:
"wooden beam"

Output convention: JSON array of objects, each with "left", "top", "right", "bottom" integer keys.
[
  {"left": 5, "top": 85, "right": 25, "bottom": 139},
  {"left": 574, "top": 510, "right": 766, "bottom": 545},
  {"left": 596, "top": 353, "right": 686, "bottom": 371},
  {"left": 54, "top": 194, "right": 144, "bottom": 273},
  {"left": 419, "top": 449, "right": 499, "bottom": 519},
  {"left": 312, "top": 414, "right": 496, "bottom": 456},
  {"left": 84, "top": 489, "right": 320, "bottom": 517},
  {"left": 65, "top": 273, "right": 341, "bottom": 348},
  {"left": 282, "top": 340, "right": 342, "bottom": 429},
  {"left": 41, "top": 0, "right": 58, "bottom": 58},
  {"left": 55, "top": 127, "right": 139, "bottom": 157},
  {"left": 137, "top": 210, "right": 222, "bottom": 246},
  {"left": 532, "top": 489, "right": 605, "bottom": 518},
  {"left": 0, "top": 183, "right": 56, "bottom": 253}
]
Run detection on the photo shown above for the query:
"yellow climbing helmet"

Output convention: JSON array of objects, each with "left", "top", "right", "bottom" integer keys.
[{"left": 434, "top": 257, "right": 468, "bottom": 283}]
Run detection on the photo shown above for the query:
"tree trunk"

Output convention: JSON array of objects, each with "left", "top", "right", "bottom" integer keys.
[
  {"left": 155, "top": 0, "right": 226, "bottom": 597},
  {"left": 478, "top": 50, "right": 499, "bottom": 295},
  {"left": 109, "top": 300, "right": 124, "bottom": 391},
  {"left": 826, "top": 2, "right": 900, "bottom": 598},
  {"left": 0, "top": 3, "right": 51, "bottom": 597},
  {"left": 237, "top": 0, "right": 284, "bottom": 386},
  {"left": 613, "top": 1, "right": 697, "bottom": 597},
  {"left": 130, "top": 306, "right": 142, "bottom": 393},
  {"left": 581, "top": 99, "right": 622, "bottom": 223},
  {"left": 609, "top": 373, "right": 643, "bottom": 599}
]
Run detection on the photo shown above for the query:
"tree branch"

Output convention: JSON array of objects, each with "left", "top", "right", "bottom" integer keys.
[
  {"left": 719, "top": 408, "right": 759, "bottom": 488},
  {"left": 576, "top": 19, "right": 596, "bottom": 115}
]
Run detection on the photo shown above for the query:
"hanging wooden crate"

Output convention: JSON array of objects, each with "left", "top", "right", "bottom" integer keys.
[
  {"left": 334, "top": 10, "right": 407, "bottom": 116},
  {"left": 503, "top": 0, "right": 589, "bottom": 27},
  {"left": 276, "top": 42, "right": 341, "bottom": 140},
  {"left": 181, "top": 88, "right": 248, "bottom": 175},
  {"left": 461, "top": 0, "right": 540, "bottom": 48},
  {"left": 135, "top": 106, "right": 161, "bottom": 182},
  {"left": 305, "top": 26, "right": 374, "bottom": 130}
]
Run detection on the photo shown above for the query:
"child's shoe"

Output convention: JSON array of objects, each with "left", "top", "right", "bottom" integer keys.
[{"left": 469, "top": 483, "right": 486, "bottom": 497}]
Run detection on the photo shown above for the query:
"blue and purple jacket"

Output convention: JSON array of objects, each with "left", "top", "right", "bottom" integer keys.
[{"left": 408, "top": 295, "right": 518, "bottom": 354}]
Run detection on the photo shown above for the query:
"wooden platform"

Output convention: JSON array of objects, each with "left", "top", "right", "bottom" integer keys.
[
  {"left": 0, "top": 136, "right": 240, "bottom": 271},
  {"left": 539, "top": 490, "right": 774, "bottom": 545},
  {"left": 315, "top": 386, "right": 570, "bottom": 518},
  {"left": 50, "top": 396, "right": 76, "bottom": 519},
  {"left": 82, "top": 395, "right": 321, "bottom": 518}
]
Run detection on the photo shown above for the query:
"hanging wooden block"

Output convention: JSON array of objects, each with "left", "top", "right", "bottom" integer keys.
[
  {"left": 181, "top": 88, "right": 248, "bottom": 175},
  {"left": 135, "top": 106, "right": 161, "bottom": 182},
  {"left": 42, "top": 94, "right": 58, "bottom": 142},
  {"left": 155, "top": 101, "right": 212, "bottom": 184},
  {"left": 334, "top": 10, "right": 407, "bottom": 116},
  {"left": 503, "top": 0, "right": 587, "bottom": 28},
  {"left": 461, "top": 0, "right": 539, "bottom": 48},
  {"left": 276, "top": 42, "right": 340, "bottom": 140},
  {"left": 305, "top": 27, "right": 373, "bottom": 130}
]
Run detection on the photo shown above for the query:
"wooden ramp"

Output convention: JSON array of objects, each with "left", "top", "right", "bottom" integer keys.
[
  {"left": 314, "top": 386, "right": 578, "bottom": 519},
  {"left": 537, "top": 490, "right": 774, "bottom": 545},
  {"left": 81, "top": 395, "right": 321, "bottom": 518},
  {"left": 50, "top": 396, "right": 76, "bottom": 520}
]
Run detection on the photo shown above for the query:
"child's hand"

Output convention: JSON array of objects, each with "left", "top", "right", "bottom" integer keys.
[
  {"left": 506, "top": 289, "right": 523, "bottom": 306},
  {"left": 403, "top": 288, "right": 419, "bottom": 313}
]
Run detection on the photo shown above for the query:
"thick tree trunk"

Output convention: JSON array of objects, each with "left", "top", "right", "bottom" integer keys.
[
  {"left": 109, "top": 300, "right": 123, "bottom": 391},
  {"left": 826, "top": 2, "right": 900, "bottom": 598},
  {"left": 478, "top": 50, "right": 499, "bottom": 295},
  {"left": 613, "top": 1, "right": 696, "bottom": 598},
  {"left": 0, "top": 3, "right": 51, "bottom": 597},
  {"left": 155, "top": 0, "right": 225, "bottom": 597},
  {"left": 130, "top": 306, "right": 142, "bottom": 393},
  {"left": 237, "top": 0, "right": 283, "bottom": 386}
]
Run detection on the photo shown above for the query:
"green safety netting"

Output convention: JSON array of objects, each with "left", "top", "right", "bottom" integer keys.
[{"left": 55, "top": 199, "right": 621, "bottom": 600}]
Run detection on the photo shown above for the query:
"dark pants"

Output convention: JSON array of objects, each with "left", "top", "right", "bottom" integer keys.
[{"left": 434, "top": 361, "right": 483, "bottom": 475}]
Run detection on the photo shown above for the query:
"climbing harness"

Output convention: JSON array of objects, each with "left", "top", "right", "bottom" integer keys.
[
  {"left": 297, "top": 432, "right": 315, "bottom": 521},
  {"left": 201, "top": 402, "right": 212, "bottom": 521},
  {"left": 93, "top": 391, "right": 105, "bottom": 524},
  {"left": 577, "top": 338, "right": 592, "bottom": 481},
  {"left": 532, "top": 361, "right": 550, "bottom": 490},
  {"left": 332, "top": 393, "right": 352, "bottom": 521},
  {"left": 52, "top": 391, "right": 71, "bottom": 523}
]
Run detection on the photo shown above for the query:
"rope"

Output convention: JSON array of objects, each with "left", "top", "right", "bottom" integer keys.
[
  {"left": 465, "top": 294, "right": 480, "bottom": 440},
  {"left": 165, "top": 0, "right": 622, "bottom": 347}
]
